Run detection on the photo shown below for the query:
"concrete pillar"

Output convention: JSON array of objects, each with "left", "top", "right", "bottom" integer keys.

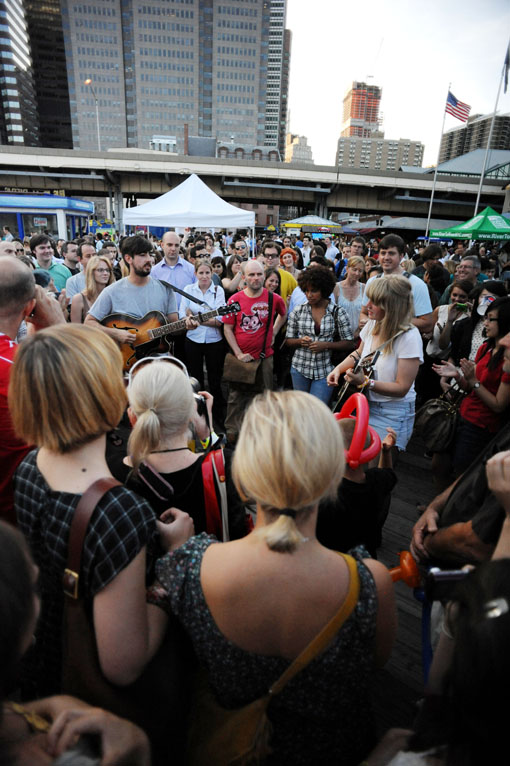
[{"left": 114, "top": 187, "right": 124, "bottom": 233}]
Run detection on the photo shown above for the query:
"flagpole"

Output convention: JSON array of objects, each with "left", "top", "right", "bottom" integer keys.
[
  {"left": 473, "top": 37, "right": 510, "bottom": 218},
  {"left": 425, "top": 83, "right": 451, "bottom": 240}
]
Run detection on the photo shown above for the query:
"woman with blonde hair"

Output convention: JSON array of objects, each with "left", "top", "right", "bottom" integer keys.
[
  {"left": 328, "top": 275, "right": 423, "bottom": 450},
  {"left": 337, "top": 255, "right": 366, "bottom": 337},
  {"left": 10, "top": 324, "right": 184, "bottom": 702},
  {"left": 70, "top": 255, "right": 114, "bottom": 323},
  {"left": 123, "top": 359, "right": 248, "bottom": 538},
  {"left": 151, "top": 390, "right": 396, "bottom": 765}
]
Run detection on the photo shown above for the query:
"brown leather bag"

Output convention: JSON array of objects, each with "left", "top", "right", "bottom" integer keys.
[
  {"left": 61, "top": 478, "right": 142, "bottom": 719},
  {"left": 222, "top": 292, "right": 273, "bottom": 388}
]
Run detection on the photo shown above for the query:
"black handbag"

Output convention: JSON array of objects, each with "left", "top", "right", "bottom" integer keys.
[{"left": 414, "top": 386, "right": 465, "bottom": 452}]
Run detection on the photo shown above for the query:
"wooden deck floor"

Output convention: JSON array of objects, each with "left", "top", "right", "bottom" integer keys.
[{"left": 372, "top": 434, "right": 437, "bottom": 733}]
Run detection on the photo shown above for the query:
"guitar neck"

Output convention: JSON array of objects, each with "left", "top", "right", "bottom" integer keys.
[{"left": 150, "top": 308, "right": 219, "bottom": 339}]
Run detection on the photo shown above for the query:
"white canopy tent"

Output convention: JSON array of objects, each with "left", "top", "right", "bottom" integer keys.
[{"left": 123, "top": 174, "right": 255, "bottom": 246}]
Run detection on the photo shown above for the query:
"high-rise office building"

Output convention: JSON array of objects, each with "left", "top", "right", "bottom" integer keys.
[
  {"left": 58, "top": 0, "right": 289, "bottom": 155},
  {"left": 341, "top": 81, "right": 382, "bottom": 139},
  {"left": 25, "top": 0, "right": 73, "bottom": 148},
  {"left": 439, "top": 113, "right": 510, "bottom": 163},
  {"left": 0, "top": 0, "right": 39, "bottom": 146}
]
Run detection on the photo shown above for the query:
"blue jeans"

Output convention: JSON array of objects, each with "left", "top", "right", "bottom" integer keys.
[
  {"left": 290, "top": 367, "right": 332, "bottom": 405},
  {"left": 368, "top": 398, "right": 416, "bottom": 450}
]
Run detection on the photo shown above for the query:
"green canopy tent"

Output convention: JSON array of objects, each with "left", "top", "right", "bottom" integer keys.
[{"left": 430, "top": 206, "right": 510, "bottom": 241}]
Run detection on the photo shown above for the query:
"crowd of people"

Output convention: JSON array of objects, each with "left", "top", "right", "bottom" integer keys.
[{"left": 1, "top": 224, "right": 510, "bottom": 765}]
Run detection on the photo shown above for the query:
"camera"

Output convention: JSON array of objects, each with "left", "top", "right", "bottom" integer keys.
[
  {"left": 425, "top": 567, "right": 469, "bottom": 602},
  {"left": 189, "top": 377, "right": 207, "bottom": 418}
]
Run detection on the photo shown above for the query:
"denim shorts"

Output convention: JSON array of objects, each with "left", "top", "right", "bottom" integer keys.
[{"left": 368, "top": 398, "right": 416, "bottom": 450}]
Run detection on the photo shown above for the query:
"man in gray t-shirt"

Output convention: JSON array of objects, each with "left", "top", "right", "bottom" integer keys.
[{"left": 85, "top": 235, "right": 195, "bottom": 353}]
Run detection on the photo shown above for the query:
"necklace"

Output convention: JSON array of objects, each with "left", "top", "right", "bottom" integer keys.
[{"left": 150, "top": 446, "right": 190, "bottom": 453}]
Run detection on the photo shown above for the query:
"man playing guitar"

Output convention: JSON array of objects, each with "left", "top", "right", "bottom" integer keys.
[{"left": 85, "top": 235, "right": 198, "bottom": 348}]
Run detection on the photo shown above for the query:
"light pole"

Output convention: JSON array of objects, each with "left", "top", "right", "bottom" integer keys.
[{"left": 84, "top": 78, "right": 101, "bottom": 152}]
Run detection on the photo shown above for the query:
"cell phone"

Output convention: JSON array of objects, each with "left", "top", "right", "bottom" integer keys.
[
  {"left": 455, "top": 303, "right": 468, "bottom": 312},
  {"left": 425, "top": 566, "right": 469, "bottom": 602}
]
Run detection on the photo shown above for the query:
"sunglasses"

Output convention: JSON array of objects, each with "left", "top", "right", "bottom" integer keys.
[{"left": 127, "top": 355, "right": 189, "bottom": 386}]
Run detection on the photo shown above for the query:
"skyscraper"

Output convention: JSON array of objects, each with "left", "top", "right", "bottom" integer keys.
[
  {"left": 341, "top": 81, "right": 382, "bottom": 139},
  {"left": 58, "top": 0, "right": 289, "bottom": 155},
  {"left": 25, "top": 0, "right": 73, "bottom": 148},
  {"left": 0, "top": 0, "right": 39, "bottom": 146}
]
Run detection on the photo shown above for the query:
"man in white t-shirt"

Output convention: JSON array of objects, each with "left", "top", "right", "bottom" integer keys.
[
  {"left": 324, "top": 236, "right": 339, "bottom": 262},
  {"left": 360, "top": 234, "right": 433, "bottom": 334}
]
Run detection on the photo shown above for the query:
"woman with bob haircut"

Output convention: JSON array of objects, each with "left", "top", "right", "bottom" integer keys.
[
  {"left": 70, "top": 255, "right": 115, "bottom": 324},
  {"left": 286, "top": 266, "right": 354, "bottom": 404},
  {"left": 328, "top": 275, "right": 423, "bottom": 450},
  {"left": 0, "top": 521, "right": 151, "bottom": 765},
  {"left": 150, "top": 390, "right": 396, "bottom": 765},
  {"left": 280, "top": 247, "right": 300, "bottom": 279},
  {"left": 122, "top": 359, "right": 248, "bottom": 538},
  {"left": 9, "top": 324, "right": 180, "bottom": 701}
]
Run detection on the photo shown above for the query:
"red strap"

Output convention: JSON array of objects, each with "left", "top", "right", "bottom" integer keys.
[{"left": 202, "top": 452, "right": 223, "bottom": 539}]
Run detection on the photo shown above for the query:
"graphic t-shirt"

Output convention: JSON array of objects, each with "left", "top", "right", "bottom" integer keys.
[{"left": 223, "top": 288, "right": 286, "bottom": 360}]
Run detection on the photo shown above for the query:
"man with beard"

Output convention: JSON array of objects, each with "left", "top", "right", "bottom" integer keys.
[{"left": 85, "top": 235, "right": 182, "bottom": 347}]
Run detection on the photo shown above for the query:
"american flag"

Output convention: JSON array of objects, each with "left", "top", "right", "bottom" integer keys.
[{"left": 445, "top": 91, "right": 471, "bottom": 122}]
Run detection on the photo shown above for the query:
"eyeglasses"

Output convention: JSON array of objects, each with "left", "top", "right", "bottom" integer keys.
[
  {"left": 235, "top": 246, "right": 246, "bottom": 251},
  {"left": 15, "top": 247, "right": 24, "bottom": 252},
  {"left": 95, "top": 267, "right": 110, "bottom": 273}
]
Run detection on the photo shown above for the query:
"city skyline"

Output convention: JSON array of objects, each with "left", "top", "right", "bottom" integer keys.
[{"left": 287, "top": 0, "right": 510, "bottom": 167}]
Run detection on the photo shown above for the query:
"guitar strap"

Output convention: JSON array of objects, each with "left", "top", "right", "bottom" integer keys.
[{"left": 157, "top": 279, "right": 206, "bottom": 306}]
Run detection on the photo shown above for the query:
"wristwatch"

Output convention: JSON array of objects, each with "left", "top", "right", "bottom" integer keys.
[{"left": 473, "top": 381, "right": 481, "bottom": 390}]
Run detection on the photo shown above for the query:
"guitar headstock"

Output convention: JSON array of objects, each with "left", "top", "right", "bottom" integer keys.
[{"left": 218, "top": 302, "right": 241, "bottom": 316}]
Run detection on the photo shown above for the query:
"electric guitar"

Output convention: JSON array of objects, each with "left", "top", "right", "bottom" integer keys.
[{"left": 101, "top": 303, "right": 240, "bottom": 372}]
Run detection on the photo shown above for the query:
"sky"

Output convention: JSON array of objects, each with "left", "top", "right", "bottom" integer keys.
[{"left": 286, "top": 0, "right": 510, "bottom": 167}]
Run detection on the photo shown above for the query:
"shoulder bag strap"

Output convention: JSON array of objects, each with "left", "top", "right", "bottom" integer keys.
[
  {"left": 259, "top": 290, "right": 273, "bottom": 361},
  {"left": 210, "top": 449, "right": 229, "bottom": 542},
  {"left": 202, "top": 453, "right": 223, "bottom": 540},
  {"left": 63, "top": 478, "right": 122, "bottom": 600},
  {"left": 269, "top": 553, "right": 360, "bottom": 696}
]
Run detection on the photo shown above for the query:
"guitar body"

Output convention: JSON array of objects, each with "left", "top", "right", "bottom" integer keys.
[
  {"left": 102, "top": 303, "right": 241, "bottom": 373},
  {"left": 101, "top": 311, "right": 171, "bottom": 371}
]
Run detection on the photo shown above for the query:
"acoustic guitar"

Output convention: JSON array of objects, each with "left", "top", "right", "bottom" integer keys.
[{"left": 101, "top": 303, "right": 241, "bottom": 372}]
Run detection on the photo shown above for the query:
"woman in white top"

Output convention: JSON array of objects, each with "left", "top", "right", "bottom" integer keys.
[
  {"left": 337, "top": 256, "right": 366, "bottom": 338},
  {"left": 179, "top": 258, "right": 226, "bottom": 423},
  {"left": 328, "top": 275, "right": 423, "bottom": 450}
]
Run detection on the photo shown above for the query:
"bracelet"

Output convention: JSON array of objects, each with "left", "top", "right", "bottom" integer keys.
[{"left": 358, "top": 375, "right": 370, "bottom": 391}]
